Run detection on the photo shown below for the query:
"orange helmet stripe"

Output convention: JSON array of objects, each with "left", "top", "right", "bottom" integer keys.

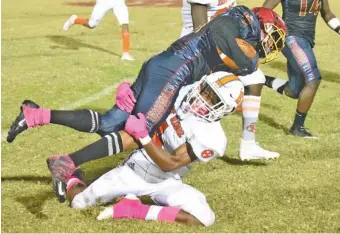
[{"left": 215, "top": 74, "right": 239, "bottom": 87}]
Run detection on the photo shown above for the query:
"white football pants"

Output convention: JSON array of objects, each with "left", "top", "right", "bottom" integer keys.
[
  {"left": 88, "top": 0, "right": 129, "bottom": 28},
  {"left": 72, "top": 152, "right": 215, "bottom": 226}
]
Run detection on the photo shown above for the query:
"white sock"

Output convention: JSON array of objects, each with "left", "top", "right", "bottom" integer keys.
[
  {"left": 272, "top": 78, "right": 288, "bottom": 94},
  {"left": 242, "top": 95, "right": 261, "bottom": 141}
]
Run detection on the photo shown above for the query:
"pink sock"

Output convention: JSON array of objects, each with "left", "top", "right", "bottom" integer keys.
[
  {"left": 113, "top": 196, "right": 180, "bottom": 223},
  {"left": 157, "top": 206, "right": 181, "bottom": 222},
  {"left": 23, "top": 105, "right": 51, "bottom": 127},
  {"left": 113, "top": 198, "right": 150, "bottom": 219},
  {"left": 66, "top": 177, "right": 86, "bottom": 195}
]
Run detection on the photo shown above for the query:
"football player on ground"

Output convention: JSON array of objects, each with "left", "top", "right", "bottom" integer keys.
[
  {"left": 263, "top": 0, "right": 340, "bottom": 138},
  {"left": 180, "top": 0, "right": 237, "bottom": 37},
  {"left": 7, "top": 6, "right": 285, "bottom": 200},
  {"left": 181, "top": 3, "right": 286, "bottom": 160},
  {"left": 65, "top": 72, "right": 244, "bottom": 226},
  {"left": 62, "top": 0, "right": 134, "bottom": 61}
]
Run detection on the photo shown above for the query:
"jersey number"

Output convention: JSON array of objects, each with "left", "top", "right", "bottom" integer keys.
[{"left": 299, "top": 0, "right": 321, "bottom": 16}]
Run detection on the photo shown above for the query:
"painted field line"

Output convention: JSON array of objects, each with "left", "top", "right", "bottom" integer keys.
[{"left": 2, "top": 77, "right": 134, "bottom": 141}]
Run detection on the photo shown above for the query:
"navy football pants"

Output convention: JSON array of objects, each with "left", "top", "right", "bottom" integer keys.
[
  {"left": 98, "top": 51, "right": 191, "bottom": 136},
  {"left": 282, "top": 35, "right": 321, "bottom": 98}
]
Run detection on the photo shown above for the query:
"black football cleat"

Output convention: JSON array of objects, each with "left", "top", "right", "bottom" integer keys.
[
  {"left": 47, "top": 154, "right": 76, "bottom": 203},
  {"left": 7, "top": 100, "right": 39, "bottom": 143},
  {"left": 50, "top": 168, "right": 85, "bottom": 203},
  {"left": 289, "top": 126, "right": 318, "bottom": 139},
  {"left": 52, "top": 180, "right": 67, "bottom": 203}
]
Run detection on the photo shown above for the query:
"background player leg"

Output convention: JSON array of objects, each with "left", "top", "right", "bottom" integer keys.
[
  {"left": 265, "top": 36, "right": 321, "bottom": 138},
  {"left": 284, "top": 36, "right": 321, "bottom": 138},
  {"left": 63, "top": 0, "right": 111, "bottom": 31},
  {"left": 112, "top": 0, "right": 135, "bottom": 61}
]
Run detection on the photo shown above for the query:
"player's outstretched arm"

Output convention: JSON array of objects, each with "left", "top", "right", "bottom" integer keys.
[
  {"left": 321, "top": 0, "right": 340, "bottom": 34},
  {"left": 262, "top": 0, "right": 280, "bottom": 9}
]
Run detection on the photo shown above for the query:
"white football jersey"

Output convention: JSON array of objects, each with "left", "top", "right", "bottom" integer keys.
[
  {"left": 181, "top": 0, "right": 237, "bottom": 32},
  {"left": 125, "top": 84, "right": 227, "bottom": 183}
]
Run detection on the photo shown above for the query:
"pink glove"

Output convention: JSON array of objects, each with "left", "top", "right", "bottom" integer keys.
[
  {"left": 125, "top": 113, "right": 149, "bottom": 140},
  {"left": 116, "top": 82, "right": 136, "bottom": 113}
]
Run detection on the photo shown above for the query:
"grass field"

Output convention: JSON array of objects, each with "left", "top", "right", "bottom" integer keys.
[{"left": 2, "top": 0, "right": 340, "bottom": 232}]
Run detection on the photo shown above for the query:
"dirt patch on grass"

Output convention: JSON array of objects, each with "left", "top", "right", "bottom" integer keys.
[{"left": 66, "top": 0, "right": 181, "bottom": 7}]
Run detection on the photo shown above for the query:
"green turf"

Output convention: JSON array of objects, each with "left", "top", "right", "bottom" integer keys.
[{"left": 2, "top": 0, "right": 340, "bottom": 232}]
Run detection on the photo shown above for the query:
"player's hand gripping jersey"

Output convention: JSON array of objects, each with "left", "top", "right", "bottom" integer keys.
[
  {"left": 123, "top": 84, "right": 227, "bottom": 183},
  {"left": 122, "top": 71, "right": 245, "bottom": 183}
]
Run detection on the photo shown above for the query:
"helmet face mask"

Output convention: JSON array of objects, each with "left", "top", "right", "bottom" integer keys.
[
  {"left": 252, "top": 7, "right": 287, "bottom": 64},
  {"left": 185, "top": 72, "right": 244, "bottom": 122},
  {"left": 258, "top": 23, "right": 286, "bottom": 63}
]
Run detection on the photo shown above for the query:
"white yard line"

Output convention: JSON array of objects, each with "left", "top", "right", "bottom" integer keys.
[{"left": 2, "top": 78, "right": 134, "bottom": 141}]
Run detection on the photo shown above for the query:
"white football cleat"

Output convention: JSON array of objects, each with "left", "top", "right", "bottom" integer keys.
[
  {"left": 121, "top": 52, "right": 135, "bottom": 61},
  {"left": 239, "top": 139, "right": 280, "bottom": 161},
  {"left": 63, "top": 14, "right": 78, "bottom": 31},
  {"left": 97, "top": 206, "right": 114, "bottom": 220}
]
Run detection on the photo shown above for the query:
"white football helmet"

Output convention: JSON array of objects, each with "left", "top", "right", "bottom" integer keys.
[{"left": 186, "top": 71, "right": 244, "bottom": 122}]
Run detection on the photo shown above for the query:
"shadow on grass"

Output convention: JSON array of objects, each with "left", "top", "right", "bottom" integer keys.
[
  {"left": 46, "top": 35, "right": 121, "bottom": 57},
  {"left": 1, "top": 175, "right": 51, "bottom": 184},
  {"left": 219, "top": 156, "right": 268, "bottom": 166},
  {"left": 15, "top": 191, "right": 55, "bottom": 219},
  {"left": 259, "top": 113, "right": 290, "bottom": 134},
  {"left": 266, "top": 60, "right": 340, "bottom": 84}
]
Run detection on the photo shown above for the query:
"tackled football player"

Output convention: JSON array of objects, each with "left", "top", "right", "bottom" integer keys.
[
  {"left": 7, "top": 6, "right": 285, "bottom": 200},
  {"left": 66, "top": 72, "right": 245, "bottom": 227},
  {"left": 263, "top": 0, "right": 340, "bottom": 138},
  {"left": 181, "top": 2, "right": 287, "bottom": 160}
]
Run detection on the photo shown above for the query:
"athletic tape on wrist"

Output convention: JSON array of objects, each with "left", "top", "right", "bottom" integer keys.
[
  {"left": 328, "top": 18, "right": 340, "bottom": 34},
  {"left": 140, "top": 135, "right": 151, "bottom": 145}
]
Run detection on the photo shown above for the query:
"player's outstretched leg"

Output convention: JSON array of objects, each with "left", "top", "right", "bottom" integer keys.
[
  {"left": 120, "top": 25, "right": 134, "bottom": 61},
  {"left": 7, "top": 99, "right": 104, "bottom": 143},
  {"left": 7, "top": 100, "right": 40, "bottom": 143}
]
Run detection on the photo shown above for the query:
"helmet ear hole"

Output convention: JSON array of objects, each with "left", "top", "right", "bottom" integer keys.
[{"left": 185, "top": 71, "right": 244, "bottom": 122}]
